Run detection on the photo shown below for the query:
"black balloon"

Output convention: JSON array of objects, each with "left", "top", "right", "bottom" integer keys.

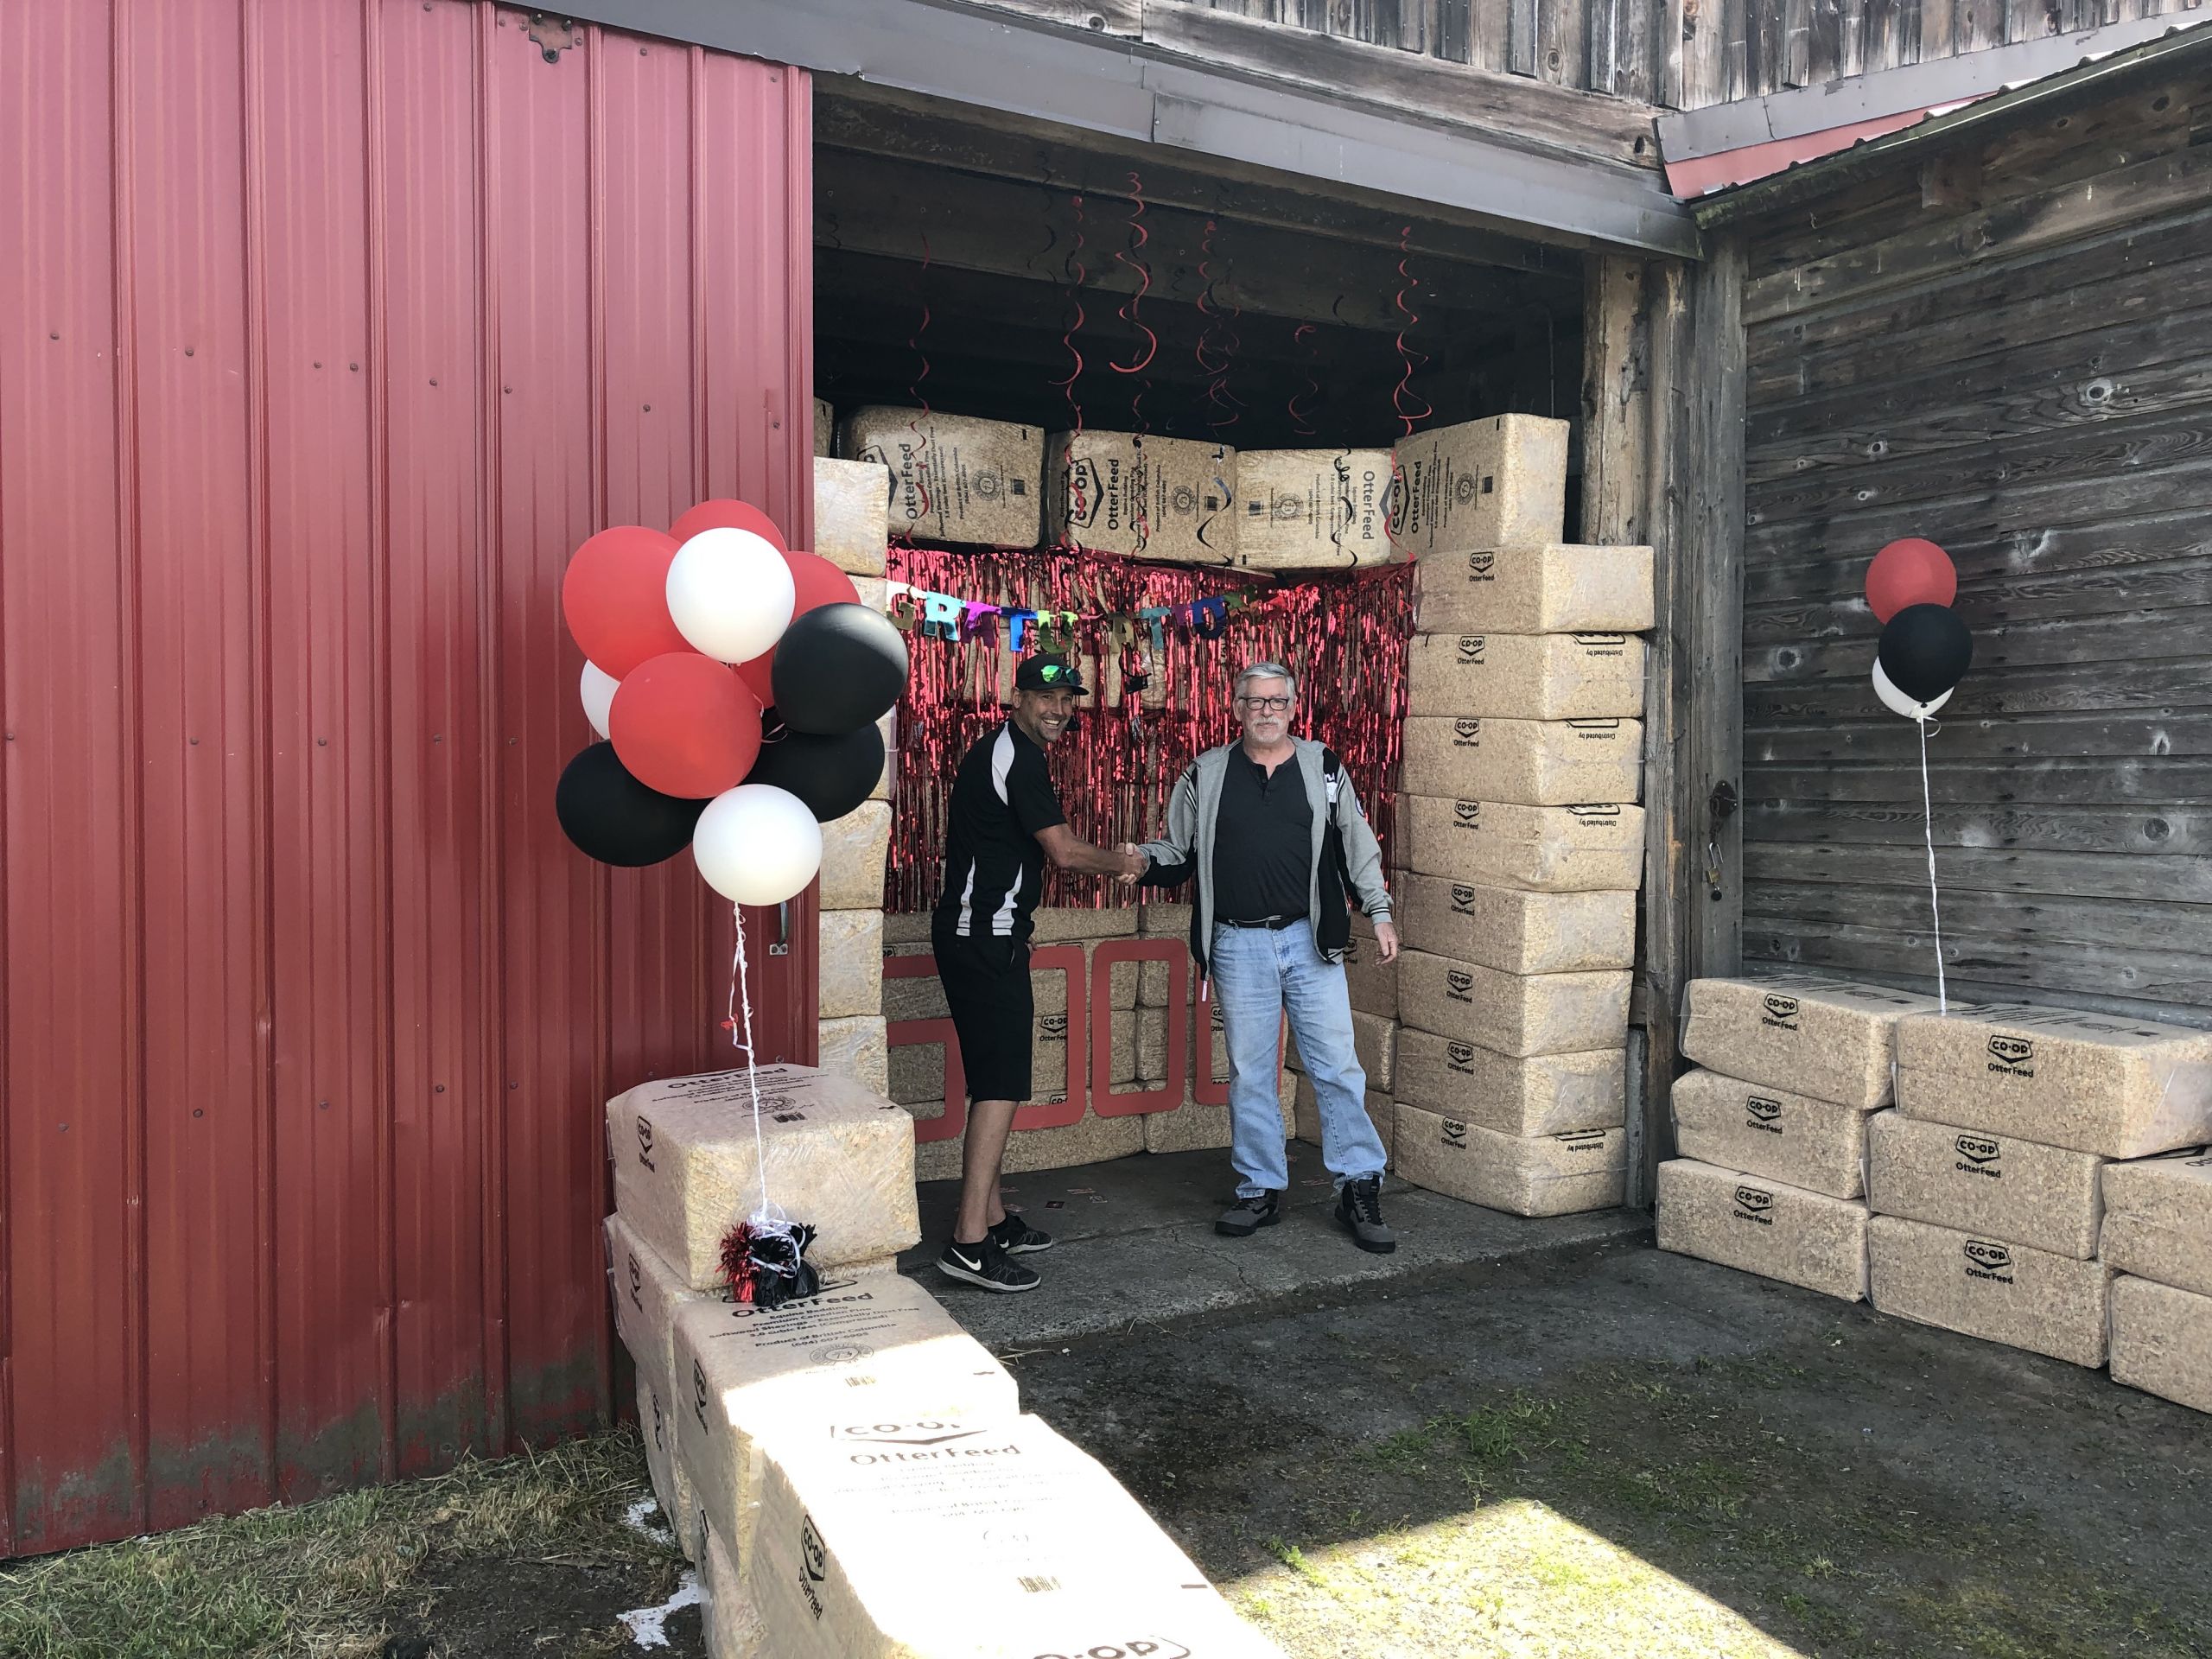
[
  {"left": 1876, "top": 602, "right": 1973, "bottom": 702},
  {"left": 555, "top": 741, "right": 707, "bottom": 867},
  {"left": 747, "top": 715, "right": 887, "bottom": 823},
  {"left": 771, "top": 602, "right": 910, "bottom": 735}
]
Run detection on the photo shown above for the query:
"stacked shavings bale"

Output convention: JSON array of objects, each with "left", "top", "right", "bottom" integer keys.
[
  {"left": 608, "top": 1210, "right": 716, "bottom": 1559},
  {"left": 1658, "top": 976, "right": 1940, "bottom": 1300},
  {"left": 1234, "top": 448, "right": 1397, "bottom": 570},
  {"left": 700, "top": 1522, "right": 767, "bottom": 1659},
  {"left": 1398, "top": 950, "right": 1630, "bottom": 1063},
  {"left": 817, "top": 908, "right": 883, "bottom": 1020},
  {"left": 1655, "top": 1158, "right": 1872, "bottom": 1302},
  {"left": 812, "top": 397, "right": 834, "bottom": 461},
  {"left": 1286, "top": 1009, "right": 1398, "bottom": 1094},
  {"left": 1410, "top": 541, "right": 1656, "bottom": 636},
  {"left": 1401, "top": 715, "right": 1641, "bottom": 807},
  {"left": 2111, "top": 1274, "right": 2212, "bottom": 1414},
  {"left": 1389, "top": 414, "right": 1569, "bottom": 559},
  {"left": 1047, "top": 429, "right": 1238, "bottom": 565},
  {"left": 1398, "top": 1032, "right": 1624, "bottom": 1138},
  {"left": 2102, "top": 1149, "right": 2212, "bottom": 1299},
  {"left": 1344, "top": 909, "right": 1398, "bottom": 1020},
  {"left": 747, "top": 1412, "right": 1287, "bottom": 1659},
  {"left": 842, "top": 406, "right": 1044, "bottom": 549},
  {"left": 1400, "top": 873, "right": 1635, "bottom": 976},
  {"left": 1868, "top": 1217, "right": 2113, "bottom": 1367},
  {"left": 1405, "top": 627, "right": 1646, "bottom": 721},
  {"left": 815, "top": 801, "right": 895, "bottom": 1095},
  {"left": 1401, "top": 798, "right": 1643, "bottom": 892},
  {"left": 1395, "top": 1116, "right": 1624, "bottom": 1217},
  {"left": 812, "top": 456, "right": 889, "bottom": 579},
  {"left": 676, "top": 1273, "right": 1020, "bottom": 1576},
  {"left": 1293, "top": 1073, "right": 1396, "bottom": 1168},
  {"left": 1867, "top": 1112, "right": 2105, "bottom": 1258}
]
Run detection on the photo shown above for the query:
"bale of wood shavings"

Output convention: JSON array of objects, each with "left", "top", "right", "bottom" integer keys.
[
  {"left": 813, "top": 397, "right": 834, "bottom": 459},
  {"left": 2101, "top": 1149, "right": 2212, "bottom": 1298},
  {"left": 1868, "top": 1214, "right": 2112, "bottom": 1368},
  {"left": 1047, "top": 429, "right": 1238, "bottom": 564},
  {"left": 1398, "top": 949, "right": 1630, "bottom": 1058},
  {"left": 1389, "top": 414, "right": 1568, "bottom": 557},
  {"left": 1233, "top": 448, "right": 1397, "bottom": 569},
  {"left": 605, "top": 1212, "right": 722, "bottom": 1408},
  {"left": 1407, "top": 630, "right": 1645, "bottom": 720},
  {"left": 699, "top": 1523, "right": 766, "bottom": 1658},
  {"left": 674, "top": 1276, "right": 1017, "bottom": 1573},
  {"left": 1402, "top": 715, "right": 1643, "bottom": 807},
  {"left": 637, "top": 1374, "right": 702, "bottom": 1565},
  {"left": 842, "top": 406, "right": 1044, "bottom": 548},
  {"left": 1409, "top": 543, "right": 1656, "bottom": 635},
  {"left": 1293, "top": 1074, "right": 1395, "bottom": 1164},
  {"left": 1866, "top": 1109, "right": 2105, "bottom": 1259},
  {"left": 1395, "top": 1108, "right": 1624, "bottom": 1216},
  {"left": 1284, "top": 1010, "right": 1396, "bottom": 1092},
  {"left": 813, "top": 1014, "right": 887, "bottom": 1097},
  {"left": 1344, "top": 912, "right": 1400, "bottom": 1020},
  {"left": 1670, "top": 1070, "right": 1871, "bottom": 1200},
  {"left": 1656, "top": 1158, "right": 1869, "bottom": 1302},
  {"left": 1395, "top": 1030, "right": 1624, "bottom": 1135},
  {"left": 608, "top": 1064, "right": 918, "bottom": 1287},
  {"left": 2109, "top": 1274, "right": 2212, "bottom": 1415},
  {"left": 1894, "top": 1002, "right": 2212, "bottom": 1159},
  {"left": 812, "top": 457, "right": 889, "bottom": 578},
  {"left": 1680, "top": 974, "right": 1943, "bottom": 1109},
  {"left": 1401, "top": 795, "right": 1644, "bottom": 893},
  {"left": 1401, "top": 871, "right": 1635, "bottom": 975},
  {"left": 817, "top": 908, "right": 883, "bottom": 1020},
  {"left": 818, "top": 802, "right": 892, "bottom": 911}
]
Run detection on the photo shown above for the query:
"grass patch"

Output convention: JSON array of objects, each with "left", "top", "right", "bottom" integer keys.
[{"left": 0, "top": 1428, "right": 680, "bottom": 1659}]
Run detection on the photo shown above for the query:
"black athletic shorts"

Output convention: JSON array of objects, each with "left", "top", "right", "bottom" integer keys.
[{"left": 932, "top": 923, "right": 1034, "bottom": 1105}]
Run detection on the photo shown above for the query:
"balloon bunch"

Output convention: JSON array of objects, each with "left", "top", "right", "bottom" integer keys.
[
  {"left": 1866, "top": 537, "right": 1972, "bottom": 721},
  {"left": 555, "top": 499, "right": 910, "bottom": 909}
]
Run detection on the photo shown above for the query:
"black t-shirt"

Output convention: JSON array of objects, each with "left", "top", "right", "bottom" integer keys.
[
  {"left": 1213, "top": 746, "right": 1313, "bottom": 923},
  {"left": 934, "top": 721, "right": 1066, "bottom": 940}
]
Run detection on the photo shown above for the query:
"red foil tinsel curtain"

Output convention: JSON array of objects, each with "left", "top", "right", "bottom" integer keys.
[{"left": 884, "top": 546, "right": 1415, "bottom": 912}]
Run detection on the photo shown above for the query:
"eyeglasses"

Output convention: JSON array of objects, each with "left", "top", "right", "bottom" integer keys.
[{"left": 1237, "top": 695, "right": 1293, "bottom": 712}]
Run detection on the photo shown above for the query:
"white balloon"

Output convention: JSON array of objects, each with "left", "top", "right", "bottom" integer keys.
[
  {"left": 580, "top": 660, "right": 620, "bottom": 739},
  {"left": 665, "top": 527, "right": 795, "bottom": 664},
  {"left": 1872, "top": 658, "right": 1951, "bottom": 722},
  {"left": 692, "top": 783, "right": 823, "bottom": 906}
]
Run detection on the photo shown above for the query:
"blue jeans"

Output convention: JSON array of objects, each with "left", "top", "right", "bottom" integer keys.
[{"left": 1211, "top": 921, "right": 1387, "bottom": 1198}]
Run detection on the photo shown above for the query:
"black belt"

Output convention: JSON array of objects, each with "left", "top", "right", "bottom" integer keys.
[{"left": 1219, "top": 915, "right": 1301, "bottom": 931}]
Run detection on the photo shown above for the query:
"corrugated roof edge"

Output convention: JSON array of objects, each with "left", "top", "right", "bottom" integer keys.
[{"left": 1691, "top": 21, "right": 2212, "bottom": 229}]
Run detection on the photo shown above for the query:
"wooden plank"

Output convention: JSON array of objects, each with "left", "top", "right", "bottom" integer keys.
[
  {"left": 1750, "top": 880, "right": 2212, "bottom": 957},
  {"left": 1836, "top": 0, "right": 1868, "bottom": 76},
  {"left": 1864, "top": 0, "right": 1917, "bottom": 72},
  {"left": 1747, "top": 549, "right": 2212, "bottom": 640},
  {"left": 1590, "top": 0, "right": 1622, "bottom": 88},
  {"left": 1745, "top": 654, "right": 2212, "bottom": 725},
  {"left": 1678, "top": 0, "right": 1729, "bottom": 108},
  {"left": 1436, "top": 0, "right": 1478, "bottom": 62},
  {"left": 1749, "top": 757, "right": 2212, "bottom": 804},
  {"left": 1580, "top": 255, "right": 1651, "bottom": 546},
  {"left": 1748, "top": 602, "right": 2212, "bottom": 684},
  {"left": 1747, "top": 842, "right": 2212, "bottom": 902},
  {"left": 1785, "top": 0, "right": 1815, "bottom": 84},
  {"left": 971, "top": 0, "right": 1146, "bottom": 29},
  {"left": 1743, "top": 913, "right": 2212, "bottom": 1007},
  {"left": 1137, "top": 3, "right": 1663, "bottom": 169},
  {"left": 1508, "top": 0, "right": 1539, "bottom": 74},
  {"left": 1619, "top": 0, "right": 1657, "bottom": 100},
  {"left": 1918, "top": 0, "right": 1954, "bottom": 60},
  {"left": 1538, "top": 0, "right": 1591, "bottom": 83},
  {"left": 1744, "top": 797, "right": 2212, "bottom": 856},
  {"left": 1747, "top": 710, "right": 2212, "bottom": 767},
  {"left": 1744, "top": 148, "right": 2212, "bottom": 324}
]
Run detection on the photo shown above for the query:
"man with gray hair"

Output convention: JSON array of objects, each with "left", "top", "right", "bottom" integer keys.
[{"left": 1123, "top": 661, "right": 1401, "bottom": 1252}]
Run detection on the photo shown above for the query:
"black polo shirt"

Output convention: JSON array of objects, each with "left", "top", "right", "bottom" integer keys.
[
  {"left": 1213, "top": 746, "right": 1313, "bottom": 923},
  {"left": 933, "top": 721, "right": 1065, "bottom": 940}
]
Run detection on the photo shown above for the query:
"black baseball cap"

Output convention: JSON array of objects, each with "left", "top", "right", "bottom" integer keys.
[{"left": 1014, "top": 653, "right": 1088, "bottom": 695}]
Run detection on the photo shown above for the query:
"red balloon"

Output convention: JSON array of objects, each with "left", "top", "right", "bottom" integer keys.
[
  {"left": 608, "top": 652, "right": 763, "bottom": 798},
  {"left": 671, "top": 499, "right": 788, "bottom": 554},
  {"left": 562, "top": 526, "right": 689, "bottom": 677},
  {"left": 734, "top": 551, "right": 861, "bottom": 706},
  {"left": 1866, "top": 538, "right": 1957, "bottom": 623}
]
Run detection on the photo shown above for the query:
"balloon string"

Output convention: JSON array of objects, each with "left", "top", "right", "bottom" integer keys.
[
  {"left": 1918, "top": 716, "right": 1948, "bottom": 1014},
  {"left": 728, "top": 905, "right": 789, "bottom": 1235}
]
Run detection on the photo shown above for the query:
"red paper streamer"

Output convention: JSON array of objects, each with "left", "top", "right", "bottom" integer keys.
[
  {"left": 882, "top": 546, "right": 1414, "bottom": 914},
  {"left": 901, "top": 232, "right": 937, "bottom": 534},
  {"left": 1391, "top": 224, "right": 1433, "bottom": 438},
  {"left": 1110, "top": 173, "right": 1158, "bottom": 378},
  {"left": 1051, "top": 194, "right": 1090, "bottom": 553},
  {"left": 1287, "top": 321, "right": 1319, "bottom": 438}
]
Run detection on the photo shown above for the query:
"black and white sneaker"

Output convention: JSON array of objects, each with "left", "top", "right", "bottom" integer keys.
[
  {"left": 1216, "top": 1192, "right": 1283, "bottom": 1237},
  {"left": 990, "top": 1213, "right": 1054, "bottom": 1255},
  {"left": 1336, "top": 1175, "right": 1398, "bottom": 1255},
  {"left": 936, "top": 1235, "right": 1041, "bottom": 1294}
]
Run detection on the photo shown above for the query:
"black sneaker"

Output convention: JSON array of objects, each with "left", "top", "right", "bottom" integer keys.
[
  {"left": 1216, "top": 1192, "right": 1283, "bottom": 1237},
  {"left": 990, "top": 1213, "right": 1054, "bottom": 1255},
  {"left": 936, "top": 1235, "right": 1041, "bottom": 1294},
  {"left": 1336, "top": 1175, "right": 1397, "bottom": 1255}
]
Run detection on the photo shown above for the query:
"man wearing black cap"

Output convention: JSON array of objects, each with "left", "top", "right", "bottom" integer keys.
[{"left": 933, "top": 652, "right": 1146, "bottom": 1294}]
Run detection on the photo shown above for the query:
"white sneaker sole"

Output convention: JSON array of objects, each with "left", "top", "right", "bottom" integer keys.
[{"left": 936, "top": 1255, "right": 1041, "bottom": 1294}]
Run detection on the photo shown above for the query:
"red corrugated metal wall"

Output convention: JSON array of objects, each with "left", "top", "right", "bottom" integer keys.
[{"left": 0, "top": 0, "right": 815, "bottom": 1555}]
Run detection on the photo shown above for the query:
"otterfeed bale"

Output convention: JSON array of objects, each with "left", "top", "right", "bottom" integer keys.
[
  {"left": 1895, "top": 1002, "right": 2212, "bottom": 1159},
  {"left": 814, "top": 1015, "right": 888, "bottom": 1097},
  {"left": 1410, "top": 542, "right": 1656, "bottom": 635},
  {"left": 674, "top": 1273, "right": 1018, "bottom": 1573},
  {"left": 1669, "top": 1070, "right": 1870, "bottom": 1200},
  {"left": 604, "top": 1211, "right": 721, "bottom": 1403},
  {"left": 1402, "top": 796, "right": 1644, "bottom": 893},
  {"left": 1344, "top": 912, "right": 1400, "bottom": 1020},
  {"left": 1047, "top": 429, "right": 1237, "bottom": 564},
  {"left": 1234, "top": 448, "right": 1396, "bottom": 569},
  {"left": 1397, "top": 950, "right": 1630, "bottom": 1058},
  {"left": 1285, "top": 1010, "right": 1397, "bottom": 1092},
  {"left": 1866, "top": 1110, "right": 2104, "bottom": 1259},
  {"left": 1406, "top": 630, "right": 1645, "bottom": 721},
  {"left": 1400, "top": 872, "right": 1635, "bottom": 975},
  {"left": 841, "top": 406, "right": 1043, "bottom": 548},
  {"left": 1395, "top": 1109, "right": 1625, "bottom": 1216},
  {"left": 1656, "top": 1158, "right": 1869, "bottom": 1301},
  {"left": 638, "top": 1372, "right": 702, "bottom": 1565},
  {"left": 1680, "top": 975, "right": 1942, "bottom": 1109},
  {"left": 701, "top": 1524, "right": 767, "bottom": 1659},
  {"left": 2109, "top": 1275, "right": 2212, "bottom": 1415},
  {"left": 2101, "top": 1150, "right": 2212, "bottom": 1298},
  {"left": 1389, "top": 414, "right": 1568, "bottom": 557},
  {"left": 608, "top": 1064, "right": 920, "bottom": 1287},
  {"left": 1867, "top": 1214, "right": 2112, "bottom": 1368},
  {"left": 1402, "top": 715, "right": 1642, "bottom": 807},
  {"left": 811, "top": 457, "right": 889, "bottom": 579},
  {"left": 1395, "top": 1030, "right": 1624, "bottom": 1135}
]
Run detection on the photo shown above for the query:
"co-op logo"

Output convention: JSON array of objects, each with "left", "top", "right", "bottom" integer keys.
[
  {"left": 1467, "top": 550, "right": 1495, "bottom": 577},
  {"left": 1028, "top": 1642, "right": 1195, "bottom": 1659},
  {"left": 1964, "top": 1239, "right": 2014, "bottom": 1280},
  {"left": 800, "top": 1516, "right": 829, "bottom": 1583},
  {"left": 1732, "top": 1185, "right": 1775, "bottom": 1225},
  {"left": 1988, "top": 1036, "right": 2036, "bottom": 1070},
  {"left": 626, "top": 1252, "right": 645, "bottom": 1309},
  {"left": 1453, "top": 718, "right": 1482, "bottom": 745},
  {"left": 1956, "top": 1135, "right": 2002, "bottom": 1165},
  {"left": 1446, "top": 1040, "right": 1476, "bottom": 1070},
  {"left": 1456, "top": 634, "right": 1486, "bottom": 664},
  {"left": 1450, "top": 883, "right": 1478, "bottom": 915},
  {"left": 1761, "top": 994, "right": 1801, "bottom": 1032},
  {"left": 832, "top": 1420, "right": 990, "bottom": 1449},
  {"left": 1441, "top": 1119, "right": 1469, "bottom": 1150},
  {"left": 1745, "top": 1096, "right": 1782, "bottom": 1124},
  {"left": 1452, "top": 800, "right": 1480, "bottom": 827},
  {"left": 1040, "top": 1014, "right": 1069, "bottom": 1039},
  {"left": 635, "top": 1114, "right": 657, "bottom": 1171},
  {"left": 1446, "top": 969, "right": 1475, "bottom": 1002}
]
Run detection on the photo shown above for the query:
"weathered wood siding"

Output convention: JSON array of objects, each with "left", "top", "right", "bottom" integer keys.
[
  {"left": 1735, "top": 60, "right": 2212, "bottom": 1026},
  {"left": 1012, "top": 0, "right": 2207, "bottom": 108}
]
